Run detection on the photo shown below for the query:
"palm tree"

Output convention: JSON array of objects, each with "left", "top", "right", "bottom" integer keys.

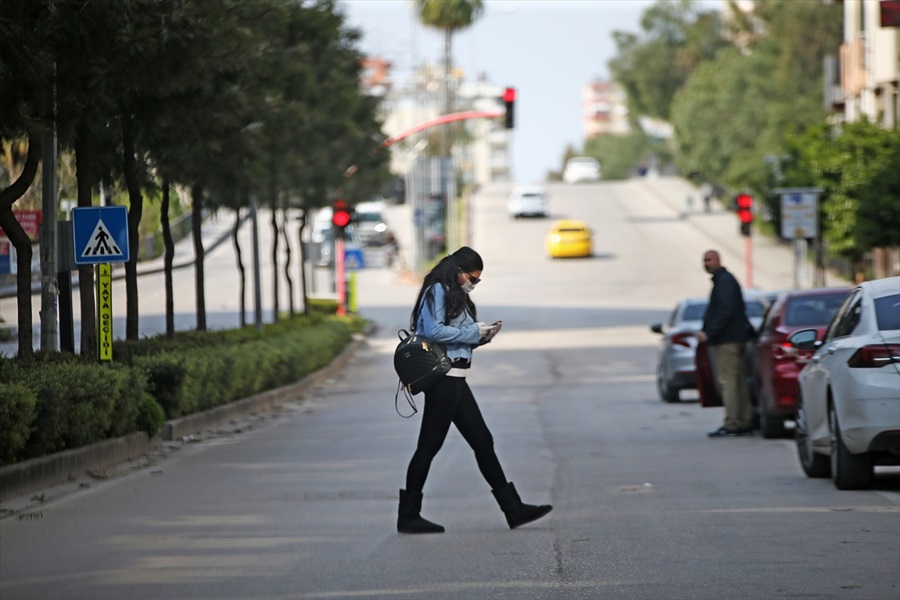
[{"left": 415, "top": 0, "right": 484, "bottom": 154}]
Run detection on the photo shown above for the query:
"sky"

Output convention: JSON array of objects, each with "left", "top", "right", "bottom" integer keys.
[{"left": 338, "top": 0, "right": 660, "bottom": 183}]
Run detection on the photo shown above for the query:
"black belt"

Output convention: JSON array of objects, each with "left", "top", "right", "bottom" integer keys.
[{"left": 450, "top": 358, "right": 471, "bottom": 369}]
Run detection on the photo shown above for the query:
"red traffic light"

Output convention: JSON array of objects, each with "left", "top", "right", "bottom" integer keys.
[
  {"left": 332, "top": 199, "right": 352, "bottom": 229},
  {"left": 502, "top": 87, "right": 516, "bottom": 129},
  {"left": 736, "top": 193, "right": 753, "bottom": 226}
]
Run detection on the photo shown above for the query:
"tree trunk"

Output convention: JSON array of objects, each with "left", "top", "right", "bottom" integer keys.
[
  {"left": 269, "top": 177, "right": 279, "bottom": 322},
  {"left": 74, "top": 123, "right": 97, "bottom": 360},
  {"left": 298, "top": 209, "right": 309, "bottom": 317},
  {"left": 161, "top": 179, "right": 175, "bottom": 337},
  {"left": 191, "top": 184, "right": 206, "bottom": 331},
  {"left": 0, "top": 133, "right": 41, "bottom": 359},
  {"left": 233, "top": 206, "right": 246, "bottom": 328},
  {"left": 121, "top": 112, "right": 143, "bottom": 340},
  {"left": 281, "top": 198, "right": 294, "bottom": 319}
]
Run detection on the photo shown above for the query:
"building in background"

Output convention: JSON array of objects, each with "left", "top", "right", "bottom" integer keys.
[
  {"left": 825, "top": 0, "right": 900, "bottom": 279},
  {"left": 581, "top": 80, "right": 630, "bottom": 139},
  {"left": 362, "top": 57, "right": 511, "bottom": 187},
  {"left": 830, "top": 0, "right": 899, "bottom": 129}
]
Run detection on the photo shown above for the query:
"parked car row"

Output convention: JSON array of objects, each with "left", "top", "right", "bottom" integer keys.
[
  {"left": 652, "top": 276, "right": 900, "bottom": 490},
  {"left": 650, "top": 293, "right": 767, "bottom": 403}
]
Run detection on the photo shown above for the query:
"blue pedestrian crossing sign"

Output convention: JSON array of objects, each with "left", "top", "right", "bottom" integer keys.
[
  {"left": 72, "top": 206, "right": 130, "bottom": 264},
  {"left": 344, "top": 247, "right": 365, "bottom": 271}
]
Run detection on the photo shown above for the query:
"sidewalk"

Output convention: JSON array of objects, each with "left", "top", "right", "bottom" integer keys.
[{"left": 638, "top": 176, "right": 851, "bottom": 290}]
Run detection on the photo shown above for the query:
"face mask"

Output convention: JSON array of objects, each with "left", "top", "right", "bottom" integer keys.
[{"left": 461, "top": 280, "right": 475, "bottom": 294}]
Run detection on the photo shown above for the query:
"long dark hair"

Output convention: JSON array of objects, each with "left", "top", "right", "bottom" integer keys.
[{"left": 410, "top": 247, "right": 483, "bottom": 329}]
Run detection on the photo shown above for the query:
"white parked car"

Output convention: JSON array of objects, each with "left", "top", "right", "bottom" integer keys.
[
  {"left": 562, "top": 156, "right": 601, "bottom": 183},
  {"left": 507, "top": 185, "right": 548, "bottom": 218},
  {"left": 793, "top": 276, "right": 900, "bottom": 489},
  {"left": 310, "top": 207, "right": 363, "bottom": 267},
  {"left": 353, "top": 200, "right": 392, "bottom": 246}
]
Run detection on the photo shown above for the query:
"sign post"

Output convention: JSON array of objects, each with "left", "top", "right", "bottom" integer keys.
[
  {"left": 775, "top": 188, "right": 821, "bottom": 289},
  {"left": 72, "top": 206, "right": 130, "bottom": 361}
]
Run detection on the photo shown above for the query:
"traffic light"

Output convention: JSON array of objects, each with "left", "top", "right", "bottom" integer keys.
[
  {"left": 736, "top": 193, "right": 753, "bottom": 237},
  {"left": 502, "top": 87, "right": 516, "bottom": 129},
  {"left": 332, "top": 199, "right": 352, "bottom": 237}
]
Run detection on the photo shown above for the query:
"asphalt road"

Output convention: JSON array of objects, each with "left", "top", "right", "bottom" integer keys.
[{"left": 2, "top": 177, "right": 897, "bottom": 600}]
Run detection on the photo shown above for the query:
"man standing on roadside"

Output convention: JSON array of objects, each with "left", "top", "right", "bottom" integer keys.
[{"left": 697, "top": 250, "right": 755, "bottom": 437}]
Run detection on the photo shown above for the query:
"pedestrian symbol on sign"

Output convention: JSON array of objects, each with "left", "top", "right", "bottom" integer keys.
[{"left": 81, "top": 219, "right": 123, "bottom": 260}]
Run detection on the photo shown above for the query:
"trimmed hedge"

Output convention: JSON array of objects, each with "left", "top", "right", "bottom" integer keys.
[
  {"left": 0, "top": 357, "right": 156, "bottom": 464},
  {"left": 0, "top": 312, "right": 364, "bottom": 466}
]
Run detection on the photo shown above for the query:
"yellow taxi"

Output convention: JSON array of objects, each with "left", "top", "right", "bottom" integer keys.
[{"left": 545, "top": 219, "right": 593, "bottom": 258}]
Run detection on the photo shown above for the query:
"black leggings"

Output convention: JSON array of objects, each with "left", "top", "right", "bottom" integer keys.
[{"left": 405, "top": 376, "right": 507, "bottom": 493}]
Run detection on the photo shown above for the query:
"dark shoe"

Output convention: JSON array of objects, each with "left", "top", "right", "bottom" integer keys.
[
  {"left": 735, "top": 427, "right": 754, "bottom": 436},
  {"left": 708, "top": 427, "right": 739, "bottom": 438},
  {"left": 492, "top": 482, "right": 553, "bottom": 529},
  {"left": 397, "top": 489, "right": 444, "bottom": 534}
]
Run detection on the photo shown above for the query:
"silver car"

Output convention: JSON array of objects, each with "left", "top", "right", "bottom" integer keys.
[
  {"left": 651, "top": 295, "right": 767, "bottom": 403},
  {"left": 793, "top": 276, "right": 900, "bottom": 490}
]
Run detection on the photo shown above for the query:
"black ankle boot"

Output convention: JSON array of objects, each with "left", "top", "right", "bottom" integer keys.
[
  {"left": 492, "top": 482, "right": 552, "bottom": 529},
  {"left": 397, "top": 489, "right": 445, "bottom": 534}
]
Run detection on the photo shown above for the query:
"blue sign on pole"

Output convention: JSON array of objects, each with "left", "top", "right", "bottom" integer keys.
[
  {"left": 72, "top": 206, "right": 130, "bottom": 265},
  {"left": 344, "top": 247, "right": 365, "bottom": 271}
]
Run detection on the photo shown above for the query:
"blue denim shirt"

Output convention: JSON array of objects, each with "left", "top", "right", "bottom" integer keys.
[{"left": 416, "top": 283, "right": 481, "bottom": 364}]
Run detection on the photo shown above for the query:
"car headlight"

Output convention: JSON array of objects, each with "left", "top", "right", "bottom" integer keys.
[{"left": 549, "top": 234, "right": 562, "bottom": 243}]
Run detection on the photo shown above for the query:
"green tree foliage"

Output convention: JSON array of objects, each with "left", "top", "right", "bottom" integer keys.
[
  {"left": 0, "top": 0, "right": 390, "bottom": 353},
  {"left": 668, "top": 0, "right": 841, "bottom": 193},
  {"left": 780, "top": 122, "right": 900, "bottom": 261},
  {"left": 609, "top": 0, "right": 727, "bottom": 122},
  {"left": 583, "top": 131, "right": 669, "bottom": 181}
]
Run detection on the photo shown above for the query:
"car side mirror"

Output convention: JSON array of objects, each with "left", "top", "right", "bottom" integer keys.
[
  {"left": 788, "top": 328, "right": 819, "bottom": 350},
  {"left": 650, "top": 323, "right": 663, "bottom": 334}
]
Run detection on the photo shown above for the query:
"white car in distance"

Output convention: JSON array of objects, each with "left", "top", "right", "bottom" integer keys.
[
  {"left": 563, "top": 156, "right": 601, "bottom": 183},
  {"left": 507, "top": 185, "right": 548, "bottom": 218}
]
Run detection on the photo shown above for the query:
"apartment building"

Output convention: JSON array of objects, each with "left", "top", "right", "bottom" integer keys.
[
  {"left": 362, "top": 57, "right": 511, "bottom": 187},
  {"left": 833, "top": 0, "right": 900, "bottom": 128},
  {"left": 581, "top": 80, "right": 629, "bottom": 139}
]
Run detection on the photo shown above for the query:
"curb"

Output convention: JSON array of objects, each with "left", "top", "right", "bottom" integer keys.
[{"left": 0, "top": 325, "right": 371, "bottom": 503}]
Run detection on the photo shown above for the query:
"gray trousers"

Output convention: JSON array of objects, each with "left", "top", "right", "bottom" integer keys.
[{"left": 710, "top": 342, "right": 754, "bottom": 430}]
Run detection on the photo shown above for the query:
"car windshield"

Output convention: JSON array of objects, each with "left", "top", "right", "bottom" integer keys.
[
  {"left": 874, "top": 294, "right": 900, "bottom": 330},
  {"left": 355, "top": 213, "right": 383, "bottom": 223},
  {"left": 784, "top": 292, "right": 848, "bottom": 326},
  {"left": 682, "top": 303, "right": 707, "bottom": 321},
  {"left": 680, "top": 299, "right": 762, "bottom": 322},
  {"left": 745, "top": 300, "right": 766, "bottom": 318}
]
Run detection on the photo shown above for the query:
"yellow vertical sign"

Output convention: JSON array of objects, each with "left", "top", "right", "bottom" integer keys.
[{"left": 97, "top": 263, "right": 113, "bottom": 361}]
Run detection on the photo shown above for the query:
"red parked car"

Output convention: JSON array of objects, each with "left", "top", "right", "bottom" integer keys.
[{"left": 752, "top": 287, "right": 851, "bottom": 438}]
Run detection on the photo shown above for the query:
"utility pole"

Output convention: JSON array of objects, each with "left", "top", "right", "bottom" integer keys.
[{"left": 39, "top": 75, "right": 58, "bottom": 351}]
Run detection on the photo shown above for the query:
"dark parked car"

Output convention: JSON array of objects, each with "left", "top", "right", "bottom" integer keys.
[{"left": 752, "top": 287, "right": 851, "bottom": 438}]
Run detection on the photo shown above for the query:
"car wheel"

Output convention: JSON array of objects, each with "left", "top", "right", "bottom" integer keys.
[
  {"left": 656, "top": 366, "right": 678, "bottom": 403},
  {"left": 759, "top": 387, "right": 786, "bottom": 439},
  {"left": 795, "top": 393, "right": 830, "bottom": 478},
  {"left": 829, "top": 403, "right": 874, "bottom": 490}
]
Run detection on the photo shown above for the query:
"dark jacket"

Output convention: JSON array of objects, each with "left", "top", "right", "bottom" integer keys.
[{"left": 703, "top": 267, "right": 752, "bottom": 345}]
